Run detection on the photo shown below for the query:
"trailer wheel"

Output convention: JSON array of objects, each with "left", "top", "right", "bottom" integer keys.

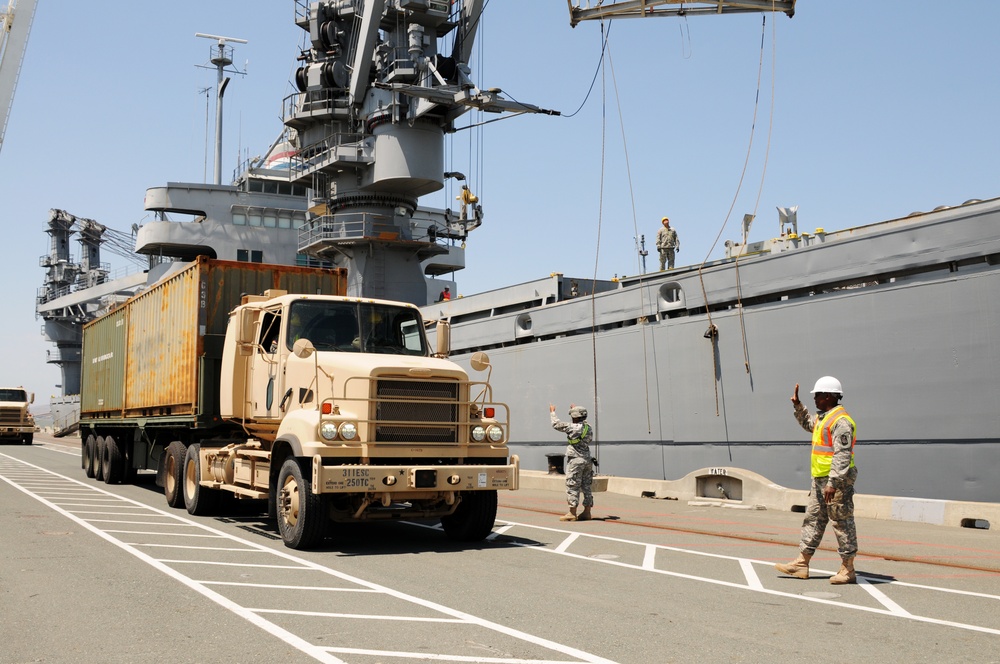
[
  {"left": 84, "top": 434, "right": 97, "bottom": 478},
  {"left": 276, "top": 458, "right": 325, "bottom": 550},
  {"left": 441, "top": 490, "right": 498, "bottom": 542},
  {"left": 163, "top": 441, "right": 186, "bottom": 508},
  {"left": 183, "top": 444, "right": 221, "bottom": 516},
  {"left": 102, "top": 435, "right": 123, "bottom": 484},
  {"left": 94, "top": 437, "right": 106, "bottom": 482}
]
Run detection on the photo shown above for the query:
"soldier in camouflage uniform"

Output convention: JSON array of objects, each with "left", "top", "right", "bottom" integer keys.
[
  {"left": 656, "top": 217, "right": 680, "bottom": 270},
  {"left": 775, "top": 376, "right": 859, "bottom": 584},
  {"left": 550, "top": 403, "right": 594, "bottom": 522}
]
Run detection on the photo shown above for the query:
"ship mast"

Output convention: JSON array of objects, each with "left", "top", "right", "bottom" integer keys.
[{"left": 195, "top": 33, "right": 248, "bottom": 185}]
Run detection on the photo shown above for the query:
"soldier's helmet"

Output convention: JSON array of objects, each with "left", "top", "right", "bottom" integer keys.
[
  {"left": 569, "top": 406, "right": 588, "bottom": 419},
  {"left": 810, "top": 376, "right": 843, "bottom": 395}
]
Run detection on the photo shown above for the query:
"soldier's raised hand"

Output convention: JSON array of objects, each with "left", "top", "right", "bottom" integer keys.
[{"left": 791, "top": 383, "right": 800, "bottom": 406}]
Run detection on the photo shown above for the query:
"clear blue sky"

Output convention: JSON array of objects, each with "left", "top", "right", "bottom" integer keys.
[{"left": 2, "top": 1, "right": 998, "bottom": 409}]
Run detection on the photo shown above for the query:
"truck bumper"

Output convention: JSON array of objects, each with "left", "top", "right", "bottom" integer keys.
[
  {"left": 0, "top": 427, "right": 33, "bottom": 436},
  {"left": 314, "top": 454, "right": 519, "bottom": 494}
]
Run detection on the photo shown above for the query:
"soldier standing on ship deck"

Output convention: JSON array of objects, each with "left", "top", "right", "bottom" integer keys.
[
  {"left": 775, "top": 376, "right": 859, "bottom": 584},
  {"left": 549, "top": 403, "right": 594, "bottom": 522},
  {"left": 656, "top": 217, "right": 680, "bottom": 270}
]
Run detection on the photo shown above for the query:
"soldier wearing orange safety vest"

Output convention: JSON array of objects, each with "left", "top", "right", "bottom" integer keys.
[{"left": 775, "top": 376, "right": 859, "bottom": 584}]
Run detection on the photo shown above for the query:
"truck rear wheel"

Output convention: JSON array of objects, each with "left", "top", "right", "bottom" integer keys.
[
  {"left": 441, "top": 490, "right": 498, "bottom": 542},
  {"left": 102, "top": 435, "right": 123, "bottom": 484},
  {"left": 276, "top": 458, "right": 325, "bottom": 550},
  {"left": 163, "top": 441, "right": 186, "bottom": 508},
  {"left": 183, "top": 444, "right": 221, "bottom": 516},
  {"left": 94, "top": 437, "right": 106, "bottom": 482},
  {"left": 84, "top": 434, "right": 97, "bottom": 478}
]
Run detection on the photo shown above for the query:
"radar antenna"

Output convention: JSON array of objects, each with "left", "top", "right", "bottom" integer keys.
[{"left": 195, "top": 33, "right": 248, "bottom": 184}]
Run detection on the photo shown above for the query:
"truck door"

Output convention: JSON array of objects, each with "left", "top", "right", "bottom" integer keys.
[{"left": 250, "top": 307, "right": 285, "bottom": 420}]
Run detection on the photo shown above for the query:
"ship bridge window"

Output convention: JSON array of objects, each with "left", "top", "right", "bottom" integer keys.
[{"left": 233, "top": 212, "right": 246, "bottom": 226}]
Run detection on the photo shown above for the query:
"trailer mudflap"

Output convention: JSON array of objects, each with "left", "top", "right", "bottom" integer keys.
[{"left": 314, "top": 454, "right": 519, "bottom": 494}]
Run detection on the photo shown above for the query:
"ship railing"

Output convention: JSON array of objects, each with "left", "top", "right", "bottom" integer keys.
[
  {"left": 286, "top": 130, "right": 368, "bottom": 180},
  {"left": 299, "top": 212, "right": 404, "bottom": 252},
  {"left": 283, "top": 90, "right": 352, "bottom": 126}
]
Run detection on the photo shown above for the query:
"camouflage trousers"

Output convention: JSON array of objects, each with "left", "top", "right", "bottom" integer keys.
[
  {"left": 658, "top": 248, "right": 676, "bottom": 270},
  {"left": 799, "top": 467, "right": 858, "bottom": 559},
  {"left": 565, "top": 456, "right": 594, "bottom": 509}
]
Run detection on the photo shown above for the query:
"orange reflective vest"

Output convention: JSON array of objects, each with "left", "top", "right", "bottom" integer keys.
[{"left": 810, "top": 405, "right": 856, "bottom": 478}]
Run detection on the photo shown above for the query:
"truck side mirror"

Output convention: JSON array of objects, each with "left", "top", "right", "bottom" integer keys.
[
  {"left": 293, "top": 338, "right": 316, "bottom": 359},
  {"left": 235, "top": 309, "right": 256, "bottom": 356},
  {"left": 29, "top": 393, "right": 34, "bottom": 404},
  {"left": 470, "top": 352, "right": 491, "bottom": 372},
  {"left": 435, "top": 320, "right": 451, "bottom": 357}
]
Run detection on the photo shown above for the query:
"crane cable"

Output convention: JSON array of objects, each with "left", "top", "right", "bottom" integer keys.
[
  {"left": 603, "top": 36, "right": 654, "bottom": 437},
  {"left": 587, "top": 21, "right": 610, "bottom": 468},
  {"left": 696, "top": 13, "right": 776, "bottom": 415}
]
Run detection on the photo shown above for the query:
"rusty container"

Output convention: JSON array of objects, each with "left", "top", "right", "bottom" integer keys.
[{"left": 81, "top": 257, "right": 346, "bottom": 426}]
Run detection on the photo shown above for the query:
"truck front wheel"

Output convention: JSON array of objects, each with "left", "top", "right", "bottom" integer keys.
[
  {"left": 276, "top": 458, "right": 325, "bottom": 550},
  {"left": 183, "top": 444, "right": 221, "bottom": 515},
  {"left": 163, "top": 441, "right": 186, "bottom": 508},
  {"left": 441, "top": 490, "right": 498, "bottom": 542},
  {"left": 21, "top": 433, "right": 32, "bottom": 445}
]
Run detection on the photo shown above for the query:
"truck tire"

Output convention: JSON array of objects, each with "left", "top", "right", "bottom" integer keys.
[
  {"left": 163, "top": 441, "right": 186, "bottom": 508},
  {"left": 183, "top": 444, "right": 221, "bottom": 516},
  {"left": 94, "top": 437, "right": 106, "bottom": 482},
  {"left": 22, "top": 433, "right": 33, "bottom": 445},
  {"left": 84, "top": 434, "right": 97, "bottom": 478},
  {"left": 441, "top": 490, "right": 498, "bottom": 542},
  {"left": 276, "top": 458, "right": 325, "bottom": 550},
  {"left": 102, "top": 435, "right": 123, "bottom": 484}
]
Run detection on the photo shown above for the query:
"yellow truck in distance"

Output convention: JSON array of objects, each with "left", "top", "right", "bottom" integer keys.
[
  {"left": 0, "top": 386, "right": 35, "bottom": 445},
  {"left": 80, "top": 258, "right": 517, "bottom": 549}
]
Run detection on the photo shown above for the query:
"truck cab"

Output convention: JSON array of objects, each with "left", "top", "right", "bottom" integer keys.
[{"left": 202, "top": 291, "right": 517, "bottom": 548}]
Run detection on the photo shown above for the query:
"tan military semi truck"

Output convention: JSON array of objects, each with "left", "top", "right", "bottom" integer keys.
[
  {"left": 0, "top": 386, "right": 35, "bottom": 445},
  {"left": 79, "top": 257, "right": 517, "bottom": 549}
]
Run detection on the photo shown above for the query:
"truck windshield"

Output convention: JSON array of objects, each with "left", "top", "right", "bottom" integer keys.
[
  {"left": 0, "top": 389, "right": 27, "bottom": 402},
  {"left": 286, "top": 300, "right": 427, "bottom": 356}
]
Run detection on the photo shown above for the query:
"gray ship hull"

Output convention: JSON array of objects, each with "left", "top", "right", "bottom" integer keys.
[{"left": 423, "top": 198, "right": 1000, "bottom": 503}]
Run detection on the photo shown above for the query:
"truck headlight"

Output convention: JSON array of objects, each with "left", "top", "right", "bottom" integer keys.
[
  {"left": 487, "top": 425, "right": 504, "bottom": 443},
  {"left": 471, "top": 425, "right": 486, "bottom": 442},
  {"left": 338, "top": 422, "right": 358, "bottom": 441},
  {"left": 320, "top": 421, "right": 338, "bottom": 441}
]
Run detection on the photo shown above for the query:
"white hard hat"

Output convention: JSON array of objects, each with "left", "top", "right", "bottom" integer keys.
[{"left": 810, "top": 376, "right": 843, "bottom": 395}]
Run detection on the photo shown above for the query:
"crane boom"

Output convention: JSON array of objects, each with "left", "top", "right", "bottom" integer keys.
[
  {"left": 568, "top": 0, "right": 795, "bottom": 26},
  {"left": 0, "top": 0, "right": 38, "bottom": 155}
]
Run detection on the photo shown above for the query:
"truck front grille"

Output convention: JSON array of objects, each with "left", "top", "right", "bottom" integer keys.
[
  {"left": 0, "top": 407, "right": 25, "bottom": 425},
  {"left": 374, "top": 379, "right": 458, "bottom": 443}
]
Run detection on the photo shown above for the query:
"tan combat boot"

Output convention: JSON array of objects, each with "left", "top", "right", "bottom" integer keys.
[
  {"left": 829, "top": 557, "right": 857, "bottom": 585},
  {"left": 578, "top": 506, "right": 593, "bottom": 521},
  {"left": 560, "top": 506, "right": 578, "bottom": 521},
  {"left": 775, "top": 552, "right": 812, "bottom": 579}
]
